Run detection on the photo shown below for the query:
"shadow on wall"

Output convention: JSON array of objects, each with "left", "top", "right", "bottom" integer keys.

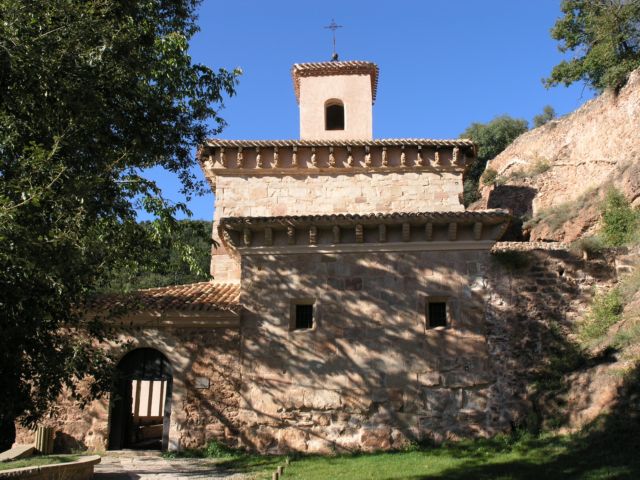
[
  {"left": 487, "top": 186, "right": 538, "bottom": 241},
  {"left": 183, "top": 244, "right": 621, "bottom": 454},
  {"left": 404, "top": 363, "right": 640, "bottom": 479}
]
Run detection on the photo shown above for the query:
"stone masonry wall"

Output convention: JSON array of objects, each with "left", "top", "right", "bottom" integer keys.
[
  {"left": 237, "top": 249, "right": 497, "bottom": 453},
  {"left": 484, "top": 246, "right": 618, "bottom": 427},
  {"left": 15, "top": 327, "right": 241, "bottom": 453},
  {"left": 211, "top": 171, "right": 464, "bottom": 282},
  {"left": 236, "top": 245, "right": 619, "bottom": 453}
]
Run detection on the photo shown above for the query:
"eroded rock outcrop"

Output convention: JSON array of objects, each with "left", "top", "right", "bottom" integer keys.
[{"left": 475, "top": 68, "right": 640, "bottom": 243}]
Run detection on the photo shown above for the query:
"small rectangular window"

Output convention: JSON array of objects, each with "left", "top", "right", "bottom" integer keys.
[
  {"left": 427, "top": 301, "right": 447, "bottom": 328},
  {"left": 294, "top": 304, "right": 314, "bottom": 330}
]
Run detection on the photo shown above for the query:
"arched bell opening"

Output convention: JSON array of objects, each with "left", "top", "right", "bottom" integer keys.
[
  {"left": 108, "top": 348, "right": 173, "bottom": 451},
  {"left": 325, "top": 99, "right": 345, "bottom": 131}
]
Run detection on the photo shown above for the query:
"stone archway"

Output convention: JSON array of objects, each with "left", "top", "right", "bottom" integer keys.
[{"left": 108, "top": 348, "right": 173, "bottom": 451}]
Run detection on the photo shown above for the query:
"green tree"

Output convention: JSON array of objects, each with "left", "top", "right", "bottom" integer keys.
[
  {"left": 107, "top": 220, "right": 213, "bottom": 291},
  {"left": 546, "top": 0, "right": 640, "bottom": 92},
  {"left": 0, "top": 0, "right": 238, "bottom": 449},
  {"left": 533, "top": 105, "right": 557, "bottom": 128},
  {"left": 460, "top": 115, "right": 529, "bottom": 206}
]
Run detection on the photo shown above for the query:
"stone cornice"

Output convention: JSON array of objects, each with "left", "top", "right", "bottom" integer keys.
[
  {"left": 219, "top": 210, "right": 511, "bottom": 255},
  {"left": 198, "top": 140, "right": 476, "bottom": 191}
]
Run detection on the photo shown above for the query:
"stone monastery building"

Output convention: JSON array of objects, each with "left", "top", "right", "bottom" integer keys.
[{"left": 23, "top": 59, "right": 517, "bottom": 453}]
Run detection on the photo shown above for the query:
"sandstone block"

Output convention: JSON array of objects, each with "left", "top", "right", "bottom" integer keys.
[
  {"left": 278, "top": 427, "right": 308, "bottom": 451},
  {"left": 360, "top": 426, "right": 392, "bottom": 451}
]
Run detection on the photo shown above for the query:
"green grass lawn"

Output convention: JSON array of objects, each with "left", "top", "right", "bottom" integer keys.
[
  {"left": 212, "top": 416, "right": 639, "bottom": 480},
  {"left": 0, "top": 454, "right": 80, "bottom": 471}
]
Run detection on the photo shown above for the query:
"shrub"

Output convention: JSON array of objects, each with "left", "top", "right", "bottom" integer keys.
[
  {"left": 571, "top": 236, "right": 605, "bottom": 258},
  {"left": 579, "top": 288, "right": 624, "bottom": 341},
  {"left": 530, "top": 159, "right": 551, "bottom": 176},
  {"left": 600, "top": 188, "right": 639, "bottom": 247},
  {"left": 463, "top": 178, "right": 481, "bottom": 206},
  {"left": 481, "top": 168, "right": 498, "bottom": 185}
]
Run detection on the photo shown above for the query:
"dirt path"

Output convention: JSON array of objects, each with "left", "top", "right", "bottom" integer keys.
[{"left": 93, "top": 454, "right": 249, "bottom": 479}]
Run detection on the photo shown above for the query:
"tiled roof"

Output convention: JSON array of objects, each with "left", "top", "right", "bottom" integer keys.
[
  {"left": 90, "top": 282, "right": 240, "bottom": 314},
  {"left": 203, "top": 138, "right": 475, "bottom": 148},
  {"left": 291, "top": 61, "right": 379, "bottom": 103},
  {"left": 220, "top": 210, "right": 511, "bottom": 228}
]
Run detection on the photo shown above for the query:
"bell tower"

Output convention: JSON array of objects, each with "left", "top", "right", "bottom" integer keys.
[{"left": 292, "top": 61, "right": 378, "bottom": 140}]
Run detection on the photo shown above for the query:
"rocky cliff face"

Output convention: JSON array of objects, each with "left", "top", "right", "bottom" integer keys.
[{"left": 475, "top": 68, "right": 640, "bottom": 243}]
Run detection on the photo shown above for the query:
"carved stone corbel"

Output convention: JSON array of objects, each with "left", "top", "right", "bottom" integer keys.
[
  {"left": 402, "top": 223, "right": 410, "bottom": 242},
  {"left": 452, "top": 147, "right": 460, "bottom": 166},
  {"left": 365, "top": 145, "right": 372, "bottom": 166},
  {"left": 237, "top": 147, "right": 244, "bottom": 168},
  {"left": 434, "top": 149, "right": 441, "bottom": 166},
  {"left": 243, "top": 228, "right": 252, "bottom": 247},
  {"left": 309, "top": 226, "right": 317, "bottom": 245},
  {"left": 219, "top": 147, "right": 226, "bottom": 167},
  {"left": 417, "top": 146, "right": 425, "bottom": 166},
  {"left": 273, "top": 146, "right": 280, "bottom": 167},
  {"left": 400, "top": 146, "right": 407, "bottom": 167},
  {"left": 448, "top": 222, "right": 458, "bottom": 241},
  {"left": 347, "top": 146, "right": 354, "bottom": 167},
  {"left": 378, "top": 224, "right": 387, "bottom": 242},
  {"left": 311, "top": 147, "right": 317, "bottom": 167},
  {"left": 328, "top": 146, "right": 336, "bottom": 167},
  {"left": 382, "top": 146, "right": 388, "bottom": 167},
  {"left": 291, "top": 146, "right": 298, "bottom": 167},
  {"left": 473, "top": 222, "right": 483, "bottom": 241},
  {"left": 287, "top": 226, "right": 296, "bottom": 245},
  {"left": 332, "top": 225, "right": 341, "bottom": 244},
  {"left": 256, "top": 147, "right": 264, "bottom": 168},
  {"left": 425, "top": 223, "right": 433, "bottom": 241},
  {"left": 355, "top": 224, "right": 363, "bottom": 243}
]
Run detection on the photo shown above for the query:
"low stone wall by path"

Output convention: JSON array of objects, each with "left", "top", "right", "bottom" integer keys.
[{"left": 0, "top": 455, "right": 100, "bottom": 480}]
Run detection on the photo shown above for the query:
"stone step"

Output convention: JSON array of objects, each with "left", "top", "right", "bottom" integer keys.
[{"left": 0, "top": 444, "right": 35, "bottom": 462}]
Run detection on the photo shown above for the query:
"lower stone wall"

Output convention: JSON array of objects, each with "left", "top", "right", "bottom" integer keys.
[
  {"left": 15, "top": 327, "right": 241, "bottom": 453},
  {"left": 15, "top": 245, "right": 620, "bottom": 454},
  {"left": 484, "top": 246, "right": 617, "bottom": 429},
  {"left": 238, "top": 250, "right": 500, "bottom": 453},
  {"left": 236, "top": 246, "right": 618, "bottom": 453}
]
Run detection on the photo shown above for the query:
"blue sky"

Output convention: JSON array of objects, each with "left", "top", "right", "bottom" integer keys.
[{"left": 141, "top": 0, "right": 595, "bottom": 221}]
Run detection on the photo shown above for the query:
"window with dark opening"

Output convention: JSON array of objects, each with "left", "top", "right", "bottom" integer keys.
[
  {"left": 294, "top": 304, "right": 314, "bottom": 330},
  {"left": 325, "top": 102, "right": 344, "bottom": 130},
  {"left": 427, "top": 302, "right": 448, "bottom": 328}
]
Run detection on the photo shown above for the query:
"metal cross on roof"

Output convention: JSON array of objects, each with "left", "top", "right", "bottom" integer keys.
[{"left": 324, "top": 19, "right": 343, "bottom": 61}]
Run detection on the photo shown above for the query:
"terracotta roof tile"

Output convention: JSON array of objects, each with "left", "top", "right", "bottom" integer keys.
[
  {"left": 220, "top": 210, "right": 511, "bottom": 228},
  {"left": 90, "top": 282, "right": 240, "bottom": 314},
  {"left": 203, "top": 138, "right": 475, "bottom": 148},
  {"left": 291, "top": 61, "right": 379, "bottom": 103}
]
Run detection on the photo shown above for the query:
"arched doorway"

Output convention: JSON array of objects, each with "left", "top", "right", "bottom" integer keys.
[{"left": 108, "top": 348, "right": 173, "bottom": 450}]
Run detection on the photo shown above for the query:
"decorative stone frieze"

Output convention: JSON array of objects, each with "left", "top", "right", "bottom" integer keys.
[
  {"left": 219, "top": 210, "right": 511, "bottom": 254},
  {"left": 198, "top": 139, "right": 475, "bottom": 180}
]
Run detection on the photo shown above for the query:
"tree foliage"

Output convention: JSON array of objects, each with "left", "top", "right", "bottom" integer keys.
[
  {"left": 106, "top": 220, "right": 213, "bottom": 292},
  {"left": 533, "top": 105, "right": 557, "bottom": 128},
  {"left": 460, "top": 116, "right": 529, "bottom": 206},
  {"left": 546, "top": 0, "right": 640, "bottom": 92},
  {"left": 600, "top": 188, "right": 639, "bottom": 246},
  {"left": 0, "top": 0, "right": 238, "bottom": 449}
]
